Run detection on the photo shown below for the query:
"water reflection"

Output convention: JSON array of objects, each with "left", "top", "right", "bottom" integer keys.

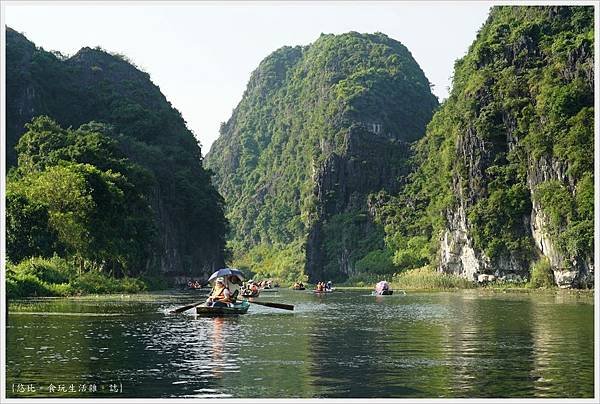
[
  {"left": 6, "top": 290, "right": 594, "bottom": 398},
  {"left": 210, "top": 317, "right": 225, "bottom": 378},
  {"left": 441, "top": 293, "right": 538, "bottom": 397},
  {"left": 530, "top": 295, "right": 595, "bottom": 397}
]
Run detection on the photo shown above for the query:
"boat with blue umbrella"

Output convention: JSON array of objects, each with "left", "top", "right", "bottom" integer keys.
[
  {"left": 170, "top": 268, "right": 294, "bottom": 315},
  {"left": 207, "top": 267, "right": 245, "bottom": 282}
]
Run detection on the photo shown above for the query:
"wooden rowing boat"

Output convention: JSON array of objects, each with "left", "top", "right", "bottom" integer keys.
[
  {"left": 241, "top": 289, "right": 260, "bottom": 297},
  {"left": 195, "top": 300, "right": 250, "bottom": 316},
  {"left": 313, "top": 289, "right": 333, "bottom": 294}
]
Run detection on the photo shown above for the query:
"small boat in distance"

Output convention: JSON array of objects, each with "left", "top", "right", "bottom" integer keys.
[
  {"left": 314, "top": 281, "right": 334, "bottom": 293},
  {"left": 242, "top": 281, "right": 261, "bottom": 297},
  {"left": 187, "top": 280, "right": 203, "bottom": 290},
  {"left": 292, "top": 282, "right": 306, "bottom": 290},
  {"left": 374, "top": 280, "right": 393, "bottom": 295},
  {"left": 241, "top": 288, "right": 260, "bottom": 298}
]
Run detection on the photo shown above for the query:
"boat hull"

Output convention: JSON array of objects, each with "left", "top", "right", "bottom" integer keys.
[{"left": 195, "top": 301, "right": 250, "bottom": 316}]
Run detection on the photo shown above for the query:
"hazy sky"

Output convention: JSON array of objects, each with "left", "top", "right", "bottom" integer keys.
[{"left": 5, "top": 1, "right": 492, "bottom": 153}]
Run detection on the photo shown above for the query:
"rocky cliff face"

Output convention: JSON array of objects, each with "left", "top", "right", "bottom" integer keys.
[
  {"left": 526, "top": 155, "right": 593, "bottom": 287},
  {"left": 423, "top": 6, "right": 594, "bottom": 288},
  {"left": 207, "top": 32, "right": 438, "bottom": 281},
  {"left": 306, "top": 125, "right": 414, "bottom": 280},
  {"left": 5, "top": 28, "right": 227, "bottom": 276}
]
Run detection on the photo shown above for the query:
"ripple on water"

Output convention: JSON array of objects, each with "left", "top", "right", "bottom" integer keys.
[{"left": 6, "top": 290, "right": 595, "bottom": 399}]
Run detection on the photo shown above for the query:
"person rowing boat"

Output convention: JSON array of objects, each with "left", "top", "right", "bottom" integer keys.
[{"left": 206, "top": 278, "right": 236, "bottom": 307}]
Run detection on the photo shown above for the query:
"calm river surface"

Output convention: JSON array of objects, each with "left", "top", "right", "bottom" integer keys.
[{"left": 6, "top": 289, "right": 594, "bottom": 398}]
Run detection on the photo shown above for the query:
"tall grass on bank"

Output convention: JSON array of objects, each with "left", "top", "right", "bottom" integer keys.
[
  {"left": 391, "top": 266, "right": 475, "bottom": 290},
  {"left": 6, "top": 256, "right": 170, "bottom": 298}
]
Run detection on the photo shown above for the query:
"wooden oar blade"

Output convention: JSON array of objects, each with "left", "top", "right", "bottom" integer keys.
[
  {"left": 250, "top": 300, "right": 294, "bottom": 311},
  {"left": 170, "top": 300, "right": 204, "bottom": 314}
]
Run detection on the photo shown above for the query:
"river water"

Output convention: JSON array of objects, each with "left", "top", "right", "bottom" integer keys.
[{"left": 5, "top": 289, "right": 595, "bottom": 398}]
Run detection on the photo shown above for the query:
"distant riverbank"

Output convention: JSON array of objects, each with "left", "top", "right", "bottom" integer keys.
[
  {"left": 7, "top": 257, "right": 593, "bottom": 300},
  {"left": 330, "top": 266, "right": 593, "bottom": 293}
]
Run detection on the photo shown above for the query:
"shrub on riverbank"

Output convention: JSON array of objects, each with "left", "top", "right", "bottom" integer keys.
[
  {"left": 529, "top": 258, "right": 555, "bottom": 289},
  {"left": 391, "top": 266, "right": 475, "bottom": 290},
  {"left": 5, "top": 257, "right": 167, "bottom": 298},
  {"left": 6, "top": 257, "right": 70, "bottom": 297}
]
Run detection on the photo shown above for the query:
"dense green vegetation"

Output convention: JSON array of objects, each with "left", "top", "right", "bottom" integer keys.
[
  {"left": 5, "top": 256, "right": 159, "bottom": 298},
  {"left": 208, "top": 32, "right": 437, "bottom": 282},
  {"left": 7, "top": 117, "right": 155, "bottom": 273},
  {"left": 320, "top": 212, "right": 394, "bottom": 282},
  {"left": 391, "top": 266, "right": 475, "bottom": 290},
  {"left": 5, "top": 117, "right": 172, "bottom": 298},
  {"left": 529, "top": 258, "right": 555, "bottom": 289},
  {"left": 5, "top": 28, "right": 228, "bottom": 294},
  {"left": 378, "top": 6, "right": 594, "bottom": 285},
  {"left": 229, "top": 240, "right": 306, "bottom": 285}
]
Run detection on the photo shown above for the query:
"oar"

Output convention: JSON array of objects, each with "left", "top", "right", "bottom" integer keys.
[
  {"left": 170, "top": 300, "right": 205, "bottom": 314},
  {"left": 249, "top": 300, "right": 294, "bottom": 311}
]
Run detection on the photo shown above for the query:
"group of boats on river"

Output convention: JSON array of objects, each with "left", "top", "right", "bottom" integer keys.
[
  {"left": 187, "top": 275, "right": 276, "bottom": 297},
  {"left": 314, "top": 281, "right": 334, "bottom": 293},
  {"left": 240, "top": 279, "right": 279, "bottom": 297},
  {"left": 173, "top": 268, "right": 397, "bottom": 316}
]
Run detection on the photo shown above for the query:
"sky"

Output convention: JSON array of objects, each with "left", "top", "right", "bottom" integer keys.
[{"left": 4, "top": 1, "right": 492, "bottom": 153}]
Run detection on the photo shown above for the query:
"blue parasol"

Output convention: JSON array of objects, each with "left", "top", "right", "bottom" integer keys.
[{"left": 207, "top": 268, "right": 245, "bottom": 282}]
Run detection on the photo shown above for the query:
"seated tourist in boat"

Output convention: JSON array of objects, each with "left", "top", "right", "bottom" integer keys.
[
  {"left": 207, "top": 278, "right": 233, "bottom": 307},
  {"left": 227, "top": 275, "right": 242, "bottom": 301},
  {"left": 326, "top": 281, "right": 333, "bottom": 291}
]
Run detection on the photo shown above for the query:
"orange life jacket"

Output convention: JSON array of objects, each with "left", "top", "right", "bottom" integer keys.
[{"left": 210, "top": 284, "right": 230, "bottom": 301}]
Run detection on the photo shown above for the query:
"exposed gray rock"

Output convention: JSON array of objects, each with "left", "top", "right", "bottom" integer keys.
[{"left": 439, "top": 203, "right": 486, "bottom": 281}]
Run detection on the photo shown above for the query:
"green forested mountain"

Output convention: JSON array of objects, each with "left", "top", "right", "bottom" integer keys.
[
  {"left": 206, "top": 32, "right": 438, "bottom": 282},
  {"left": 6, "top": 5, "right": 593, "bottom": 290},
  {"left": 378, "top": 6, "right": 594, "bottom": 288},
  {"left": 5, "top": 28, "right": 227, "bottom": 277}
]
